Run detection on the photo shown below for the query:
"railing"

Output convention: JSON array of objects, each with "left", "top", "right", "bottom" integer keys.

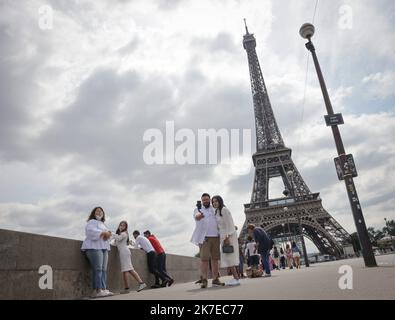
[{"left": 245, "top": 193, "right": 320, "bottom": 210}]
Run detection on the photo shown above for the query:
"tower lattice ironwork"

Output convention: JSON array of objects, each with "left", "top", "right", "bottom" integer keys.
[{"left": 241, "top": 22, "right": 351, "bottom": 257}]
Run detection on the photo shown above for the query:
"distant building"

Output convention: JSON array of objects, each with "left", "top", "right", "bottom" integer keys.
[
  {"left": 342, "top": 244, "right": 355, "bottom": 258},
  {"left": 377, "top": 236, "right": 395, "bottom": 253}
]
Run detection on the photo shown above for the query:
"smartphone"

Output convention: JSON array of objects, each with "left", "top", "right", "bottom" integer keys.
[{"left": 196, "top": 200, "right": 202, "bottom": 210}]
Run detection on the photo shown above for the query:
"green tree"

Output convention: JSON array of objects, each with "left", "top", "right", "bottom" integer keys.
[
  {"left": 383, "top": 219, "right": 395, "bottom": 237},
  {"left": 367, "top": 227, "right": 385, "bottom": 246}
]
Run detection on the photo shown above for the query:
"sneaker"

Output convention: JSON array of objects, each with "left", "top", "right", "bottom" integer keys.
[
  {"left": 200, "top": 278, "right": 208, "bottom": 289},
  {"left": 264, "top": 273, "right": 272, "bottom": 278},
  {"left": 167, "top": 278, "right": 174, "bottom": 287},
  {"left": 103, "top": 289, "right": 114, "bottom": 296},
  {"left": 226, "top": 278, "right": 241, "bottom": 286},
  {"left": 137, "top": 283, "right": 147, "bottom": 292},
  {"left": 90, "top": 290, "right": 98, "bottom": 298},
  {"left": 160, "top": 280, "right": 170, "bottom": 287},
  {"left": 195, "top": 278, "right": 202, "bottom": 284},
  {"left": 120, "top": 288, "right": 130, "bottom": 294},
  {"left": 212, "top": 278, "right": 225, "bottom": 287},
  {"left": 96, "top": 290, "right": 109, "bottom": 298},
  {"left": 151, "top": 284, "right": 161, "bottom": 289}
]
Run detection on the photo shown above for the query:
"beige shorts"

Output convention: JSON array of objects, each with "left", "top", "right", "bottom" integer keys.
[
  {"left": 200, "top": 237, "right": 220, "bottom": 261},
  {"left": 293, "top": 252, "right": 301, "bottom": 258}
]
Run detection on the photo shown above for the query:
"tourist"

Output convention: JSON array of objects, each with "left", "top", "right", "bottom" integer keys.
[
  {"left": 81, "top": 207, "right": 113, "bottom": 298},
  {"left": 246, "top": 224, "right": 273, "bottom": 277},
  {"left": 190, "top": 193, "right": 224, "bottom": 288},
  {"left": 269, "top": 254, "right": 275, "bottom": 271},
  {"left": 144, "top": 230, "right": 174, "bottom": 286},
  {"left": 212, "top": 195, "right": 240, "bottom": 286},
  {"left": 272, "top": 246, "right": 280, "bottom": 270},
  {"left": 238, "top": 237, "right": 246, "bottom": 278},
  {"left": 111, "top": 221, "right": 147, "bottom": 293},
  {"left": 285, "top": 243, "right": 294, "bottom": 269},
  {"left": 133, "top": 230, "right": 171, "bottom": 288},
  {"left": 245, "top": 236, "right": 260, "bottom": 267},
  {"left": 292, "top": 241, "right": 302, "bottom": 269},
  {"left": 279, "top": 247, "right": 286, "bottom": 269}
]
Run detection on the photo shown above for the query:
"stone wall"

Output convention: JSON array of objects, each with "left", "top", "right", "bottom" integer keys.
[{"left": 0, "top": 229, "right": 200, "bottom": 299}]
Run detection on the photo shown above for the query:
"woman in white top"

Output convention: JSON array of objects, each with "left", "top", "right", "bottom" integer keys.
[
  {"left": 81, "top": 207, "right": 113, "bottom": 298},
  {"left": 212, "top": 195, "right": 240, "bottom": 286},
  {"left": 111, "top": 221, "right": 147, "bottom": 293}
]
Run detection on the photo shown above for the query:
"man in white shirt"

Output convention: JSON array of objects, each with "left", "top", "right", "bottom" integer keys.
[
  {"left": 133, "top": 230, "right": 170, "bottom": 288},
  {"left": 245, "top": 236, "right": 260, "bottom": 266},
  {"left": 190, "top": 193, "right": 224, "bottom": 288}
]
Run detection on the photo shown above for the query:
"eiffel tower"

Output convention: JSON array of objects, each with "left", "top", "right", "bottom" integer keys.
[{"left": 240, "top": 21, "right": 351, "bottom": 257}]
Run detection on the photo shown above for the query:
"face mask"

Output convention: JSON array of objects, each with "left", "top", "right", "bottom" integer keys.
[{"left": 95, "top": 214, "right": 103, "bottom": 221}]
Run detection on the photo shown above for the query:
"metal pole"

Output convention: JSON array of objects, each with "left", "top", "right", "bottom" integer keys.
[
  {"left": 289, "top": 174, "right": 310, "bottom": 267},
  {"left": 298, "top": 212, "right": 310, "bottom": 267},
  {"left": 305, "top": 38, "right": 377, "bottom": 267}
]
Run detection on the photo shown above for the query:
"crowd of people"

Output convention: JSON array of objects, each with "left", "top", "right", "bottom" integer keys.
[
  {"left": 80, "top": 194, "right": 304, "bottom": 298},
  {"left": 80, "top": 207, "right": 174, "bottom": 298},
  {"left": 243, "top": 238, "right": 303, "bottom": 274}
]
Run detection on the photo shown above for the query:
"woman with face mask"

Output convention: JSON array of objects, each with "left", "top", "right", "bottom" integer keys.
[{"left": 81, "top": 207, "right": 113, "bottom": 298}]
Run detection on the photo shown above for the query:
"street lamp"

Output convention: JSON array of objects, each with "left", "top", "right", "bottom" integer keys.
[
  {"left": 299, "top": 22, "right": 377, "bottom": 267},
  {"left": 286, "top": 170, "right": 310, "bottom": 267}
]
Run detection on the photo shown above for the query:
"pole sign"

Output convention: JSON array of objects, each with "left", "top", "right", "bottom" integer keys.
[
  {"left": 334, "top": 154, "right": 358, "bottom": 180},
  {"left": 325, "top": 113, "right": 344, "bottom": 126}
]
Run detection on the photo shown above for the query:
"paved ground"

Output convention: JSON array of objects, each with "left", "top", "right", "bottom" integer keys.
[{"left": 102, "top": 253, "right": 395, "bottom": 300}]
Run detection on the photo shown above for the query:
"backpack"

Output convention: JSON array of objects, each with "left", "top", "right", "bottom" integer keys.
[{"left": 246, "top": 265, "right": 263, "bottom": 278}]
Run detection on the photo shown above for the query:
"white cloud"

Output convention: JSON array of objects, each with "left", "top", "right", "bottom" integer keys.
[{"left": 362, "top": 71, "right": 395, "bottom": 99}]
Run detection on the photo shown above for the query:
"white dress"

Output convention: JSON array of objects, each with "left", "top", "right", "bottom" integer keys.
[
  {"left": 215, "top": 207, "right": 240, "bottom": 268},
  {"left": 111, "top": 232, "right": 134, "bottom": 272}
]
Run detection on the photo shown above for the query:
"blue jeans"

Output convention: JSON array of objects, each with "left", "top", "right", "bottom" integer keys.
[
  {"left": 260, "top": 250, "right": 271, "bottom": 275},
  {"left": 85, "top": 249, "right": 108, "bottom": 290}
]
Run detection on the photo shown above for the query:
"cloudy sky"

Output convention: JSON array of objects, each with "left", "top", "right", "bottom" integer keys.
[{"left": 1, "top": 0, "right": 394, "bottom": 256}]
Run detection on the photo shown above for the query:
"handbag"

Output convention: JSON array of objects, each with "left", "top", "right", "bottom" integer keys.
[{"left": 222, "top": 244, "right": 234, "bottom": 254}]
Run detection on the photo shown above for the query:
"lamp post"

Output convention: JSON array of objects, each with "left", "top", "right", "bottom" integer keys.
[
  {"left": 299, "top": 23, "right": 377, "bottom": 267},
  {"left": 287, "top": 170, "right": 310, "bottom": 267}
]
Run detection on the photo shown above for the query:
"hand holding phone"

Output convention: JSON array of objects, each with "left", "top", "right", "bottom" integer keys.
[{"left": 195, "top": 200, "right": 204, "bottom": 220}]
